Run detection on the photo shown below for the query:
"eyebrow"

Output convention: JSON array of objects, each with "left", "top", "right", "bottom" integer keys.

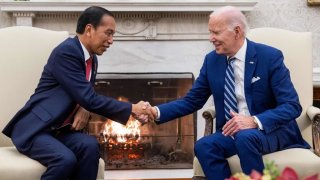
[{"left": 106, "top": 29, "right": 115, "bottom": 33}]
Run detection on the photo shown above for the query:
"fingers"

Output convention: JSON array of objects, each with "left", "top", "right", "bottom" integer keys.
[
  {"left": 222, "top": 114, "right": 257, "bottom": 137},
  {"left": 222, "top": 121, "right": 238, "bottom": 136},
  {"left": 230, "top": 111, "right": 238, "bottom": 117},
  {"left": 142, "top": 101, "right": 155, "bottom": 121},
  {"left": 138, "top": 114, "right": 149, "bottom": 126},
  {"left": 223, "top": 111, "right": 239, "bottom": 136},
  {"left": 142, "top": 101, "right": 150, "bottom": 110},
  {"left": 72, "top": 118, "right": 88, "bottom": 131},
  {"left": 72, "top": 107, "right": 90, "bottom": 131},
  {"left": 222, "top": 119, "right": 238, "bottom": 136},
  {"left": 132, "top": 101, "right": 157, "bottom": 124}
]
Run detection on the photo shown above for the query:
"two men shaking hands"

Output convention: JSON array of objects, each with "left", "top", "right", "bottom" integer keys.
[{"left": 131, "top": 101, "right": 158, "bottom": 125}]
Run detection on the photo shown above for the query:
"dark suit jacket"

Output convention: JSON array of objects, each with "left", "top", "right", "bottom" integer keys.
[
  {"left": 157, "top": 39, "right": 310, "bottom": 151},
  {"left": 2, "top": 36, "right": 132, "bottom": 150}
]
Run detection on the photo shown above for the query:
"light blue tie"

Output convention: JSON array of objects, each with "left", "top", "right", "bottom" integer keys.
[{"left": 224, "top": 57, "right": 238, "bottom": 121}]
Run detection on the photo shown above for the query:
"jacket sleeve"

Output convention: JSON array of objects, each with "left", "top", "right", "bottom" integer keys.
[{"left": 50, "top": 43, "right": 131, "bottom": 125}]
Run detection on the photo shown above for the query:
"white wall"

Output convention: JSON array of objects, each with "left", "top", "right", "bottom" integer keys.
[{"left": 246, "top": 0, "right": 320, "bottom": 68}]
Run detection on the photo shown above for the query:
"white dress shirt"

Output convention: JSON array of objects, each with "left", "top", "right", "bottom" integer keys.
[{"left": 232, "top": 39, "right": 263, "bottom": 130}]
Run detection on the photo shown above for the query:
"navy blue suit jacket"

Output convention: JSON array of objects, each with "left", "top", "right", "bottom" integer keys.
[
  {"left": 157, "top": 39, "right": 309, "bottom": 151},
  {"left": 2, "top": 37, "right": 132, "bottom": 150}
]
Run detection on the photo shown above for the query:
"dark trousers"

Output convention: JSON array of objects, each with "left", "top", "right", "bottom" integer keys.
[
  {"left": 13, "top": 127, "right": 100, "bottom": 180},
  {"left": 11, "top": 110, "right": 100, "bottom": 180},
  {"left": 194, "top": 129, "right": 270, "bottom": 180}
]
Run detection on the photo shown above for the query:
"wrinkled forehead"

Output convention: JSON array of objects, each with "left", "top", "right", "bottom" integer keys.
[{"left": 208, "top": 15, "right": 228, "bottom": 30}]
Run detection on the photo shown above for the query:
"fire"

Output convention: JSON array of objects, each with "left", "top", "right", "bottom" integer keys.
[
  {"left": 102, "top": 117, "right": 142, "bottom": 144},
  {"left": 102, "top": 96, "right": 143, "bottom": 145}
]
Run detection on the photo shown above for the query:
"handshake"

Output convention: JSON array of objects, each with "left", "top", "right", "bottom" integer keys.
[{"left": 131, "top": 101, "right": 157, "bottom": 124}]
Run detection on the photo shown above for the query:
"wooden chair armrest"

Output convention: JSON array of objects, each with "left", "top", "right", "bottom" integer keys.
[
  {"left": 307, "top": 106, "right": 320, "bottom": 122},
  {"left": 307, "top": 106, "right": 320, "bottom": 156},
  {"left": 202, "top": 106, "right": 216, "bottom": 136}
]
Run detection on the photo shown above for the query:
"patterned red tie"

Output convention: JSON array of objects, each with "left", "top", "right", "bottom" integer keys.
[{"left": 60, "top": 56, "right": 93, "bottom": 127}]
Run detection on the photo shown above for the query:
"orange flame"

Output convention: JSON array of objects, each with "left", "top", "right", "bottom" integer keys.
[
  {"left": 102, "top": 96, "right": 142, "bottom": 144},
  {"left": 102, "top": 117, "right": 142, "bottom": 143}
]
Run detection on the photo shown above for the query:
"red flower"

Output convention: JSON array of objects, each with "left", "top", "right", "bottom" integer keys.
[
  {"left": 250, "top": 170, "right": 262, "bottom": 180},
  {"left": 305, "top": 174, "right": 318, "bottom": 180},
  {"left": 276, "top": 167, "right": 318, "bottom": 180},
  {"left": 228, "top": 163, "right": 319, "bottom": 180},
  {"left": 276, "top": 167, "right": 298, "bottom": 180}
]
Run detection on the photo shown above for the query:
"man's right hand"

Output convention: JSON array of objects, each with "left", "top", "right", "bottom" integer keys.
[{"left": 131, "top": 101, "right": 156, "bottom": 124}]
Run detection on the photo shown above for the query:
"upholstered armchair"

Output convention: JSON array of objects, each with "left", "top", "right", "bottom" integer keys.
[
  {"left": 193, "top": 28, "right": 320, "bottom": 179},
  {"left": 0, "top": 26, "right": 105, "bottom": 180}
]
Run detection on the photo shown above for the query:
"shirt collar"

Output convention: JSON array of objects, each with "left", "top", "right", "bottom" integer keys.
[
  {"left": 229, "top": 39, "right": 247, "bottom": 62},
  {"left": 79, "top": 40, "right": 91, "bottom": 62},
  {"left": 234, "top": 39, "right": 247, "bottom": 61}
]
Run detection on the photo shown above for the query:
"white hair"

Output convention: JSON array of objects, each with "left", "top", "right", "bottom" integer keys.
[{"left": 210, "top": 6, "right": 249, "bottom": 37}]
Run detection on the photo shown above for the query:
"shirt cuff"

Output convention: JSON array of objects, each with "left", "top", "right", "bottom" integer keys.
[
  {"left": 154, "top": 106, "right": 161, "bottom": 122},
  {"left": 253, "top": 116, "right": 263, "bottom": 130}
]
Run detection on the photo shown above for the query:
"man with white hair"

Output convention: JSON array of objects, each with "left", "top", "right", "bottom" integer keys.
[{"left": 149, "top": 6, "right": 310, "bottom": 179}]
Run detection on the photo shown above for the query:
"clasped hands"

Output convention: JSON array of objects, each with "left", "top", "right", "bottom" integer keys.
[{"left": 131, "top": 101, "right": 157, "bottom": 124}]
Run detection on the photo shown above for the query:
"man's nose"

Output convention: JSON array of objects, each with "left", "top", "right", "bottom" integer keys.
[
  {"left": 108, "top": 36, "right": 113, "bottom": 44},
  {"left": 209, "top": 34, "right": 216, "bottom": 42}
]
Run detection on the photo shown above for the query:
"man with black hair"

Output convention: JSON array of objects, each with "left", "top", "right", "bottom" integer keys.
[{"left": 2, "top": 6, "right": 154, "bottom": 180}]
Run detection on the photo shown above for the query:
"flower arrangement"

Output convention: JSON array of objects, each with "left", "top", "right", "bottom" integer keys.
[{"left": 226, "top": 161, "right": 318, "bottom": 180}]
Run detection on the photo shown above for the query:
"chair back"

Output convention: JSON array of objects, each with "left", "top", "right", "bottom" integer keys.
[
  {"left": 0, "top": 26, "right": 68, "bottom": 147},
  {"left": 247, "top": 28, "right": 313, "bottom": 145}
]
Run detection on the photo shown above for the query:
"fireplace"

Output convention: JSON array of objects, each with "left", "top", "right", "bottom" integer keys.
[{"left": 88, "top": 73, "right": 196, "bottom": 170}]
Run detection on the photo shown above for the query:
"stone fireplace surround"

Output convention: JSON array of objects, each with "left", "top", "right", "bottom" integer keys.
[{"left": 0, "top": 0, "right": 257, "bottom": 179}]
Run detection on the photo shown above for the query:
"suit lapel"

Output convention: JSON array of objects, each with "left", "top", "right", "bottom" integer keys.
[
  {"left": 212, "top": 55, "right": 228, "bottom": 99},
  {"left": 74, "top": 36, "right": 96, "bottom": 84},
  {"left": 244, "top": 39, "right": 257, "bottom": 112}
]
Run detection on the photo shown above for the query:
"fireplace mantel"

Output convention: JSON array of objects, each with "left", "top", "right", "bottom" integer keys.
[
  {"left": 1, "top": 1, "right": 257, "bottom": 13},
  {"left": 0, "top": 1, "right": 258, "bottom": 29}
]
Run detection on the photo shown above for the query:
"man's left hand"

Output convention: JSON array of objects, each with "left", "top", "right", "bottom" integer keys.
[
  {"left": 72, "top": 107, "right": 91, "bottom": 131},
  {"left": 222, "top": 111, "right": 257, "bottom": 136}
]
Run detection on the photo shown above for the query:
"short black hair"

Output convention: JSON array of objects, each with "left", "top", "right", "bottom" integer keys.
[{"left": 76, "top": 6, "right": 114, "bottom": 34}]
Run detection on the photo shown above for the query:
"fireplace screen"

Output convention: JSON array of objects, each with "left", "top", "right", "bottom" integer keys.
[{"left": 88, "top": 73, "right": 196, "bottom": 170}]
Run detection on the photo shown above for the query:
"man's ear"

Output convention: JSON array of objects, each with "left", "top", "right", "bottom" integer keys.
[
  {"left": 234, "top": 26, "right": 241, "bottom": 39},
  {"left": 85, "top": 24, "right": 93, "bottom": 37}
]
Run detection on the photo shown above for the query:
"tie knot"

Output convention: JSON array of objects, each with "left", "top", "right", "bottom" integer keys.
[
  {"left": 227, "top": 57, "right": 236, "bottom": 64},
  {"left": 86, "top": 56, "right": 93, "bottom": 63}
]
